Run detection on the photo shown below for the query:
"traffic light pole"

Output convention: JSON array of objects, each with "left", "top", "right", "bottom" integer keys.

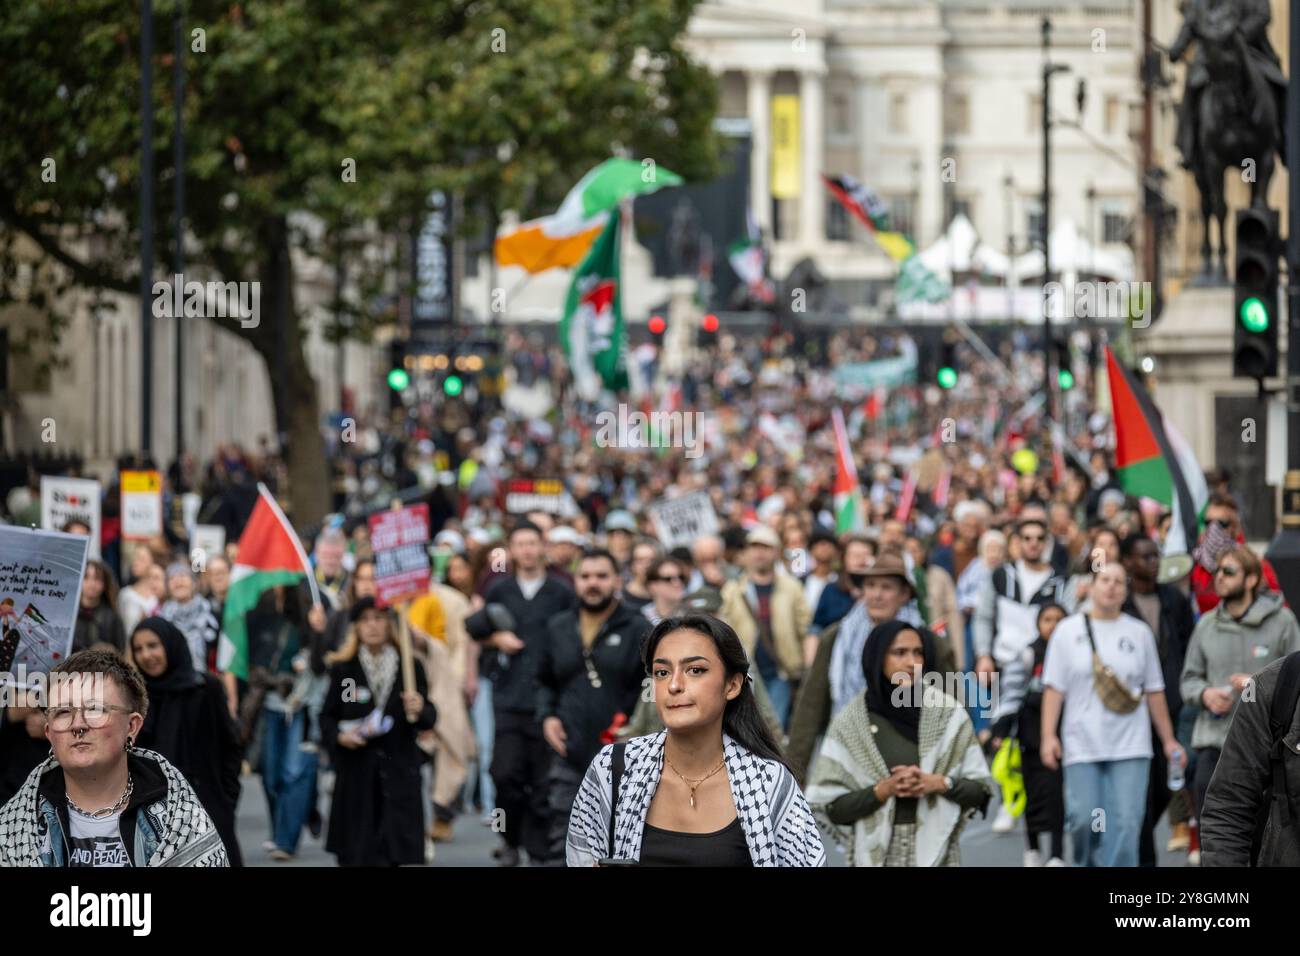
[
  {"left": 1265, "top": 0, "right": 1300, "bottom": 605},
  {"left": 1041, "top": 18, "right": 1054, "bottom": 421}
]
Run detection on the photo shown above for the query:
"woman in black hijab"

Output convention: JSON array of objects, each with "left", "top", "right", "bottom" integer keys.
[
  {"left": 808, "top": 620, "right": 992, "bottom": 866},
  {"left": 129, "top": 617, "right": 244, "bottom": 866}
]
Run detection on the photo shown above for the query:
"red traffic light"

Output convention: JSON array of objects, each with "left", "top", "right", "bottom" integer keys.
[
  {"left": 648, "top": 315, "right": 666, "bottom": 335},
  {"left": 702, "top": 313, "right": 719, "bottom": 333}
]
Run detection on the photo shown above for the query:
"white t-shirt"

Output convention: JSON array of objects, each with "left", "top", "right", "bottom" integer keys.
[
  {"left": 517, "top": 575, "right": 545, "bottom": 601},
  {"left": 67, "top": 806, "right": 132, "bottom": 867},
  {"left": 1041, "top": 612, "right": 1165, "bottom": 766},
  {"left": 1016, "top": 561, "right": 1052, "bottom": 602}
]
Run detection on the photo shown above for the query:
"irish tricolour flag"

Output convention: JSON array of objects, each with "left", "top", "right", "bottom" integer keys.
[
  {"left": 831, "top": 407, "right": 864, "bottom": 534},
  {"left": 217, "top": 484, "right": 320, "bottom": 680},
  {"left": 1104, "top": 347, "right": 1208, "bottom": 556}
]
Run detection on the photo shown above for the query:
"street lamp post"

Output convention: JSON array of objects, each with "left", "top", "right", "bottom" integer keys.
[
  {"left": 1264, "top": 0, "right": 1300, "bottom": 604},
  {"left": 1041, "top": 17, "right": 1069, "bottom": 421},
  {"left": 140, "top": 0, "right": 154, "bottom": 456}
]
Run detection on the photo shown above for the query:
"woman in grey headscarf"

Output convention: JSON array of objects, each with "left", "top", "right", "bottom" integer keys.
[{"left": 159, "top": 562, "right": 221, "bottom": 673}]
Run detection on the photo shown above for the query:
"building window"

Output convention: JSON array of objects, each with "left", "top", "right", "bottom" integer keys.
[
  {"left": 890, "top": 93, "right": 908, "bottom": 134},
  {"left": 1104, "top": 95, "right": 1121, "bottom": 135},
  {"left": 827, "top": 199, "right": 850, "bottom": 241},
  {"left": 1027, "top": 94, "right": 1042, "bottom": 135},
  {"left": 1102, "top": 201, "right": 1132, "bottom": 243},
  {"left": 1025, "top": 199, "right": 1044, "bottom": 244},
  {"left": 945, "top": 94, "right": 970, "bottom": 137},
  {"left": 889, "top": 196, "right": 915, "bottom": 238}
]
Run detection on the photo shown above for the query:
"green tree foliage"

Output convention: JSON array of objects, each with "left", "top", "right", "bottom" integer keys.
[{"left": 0, "top": 0, "right": 721, "bottom": 522}]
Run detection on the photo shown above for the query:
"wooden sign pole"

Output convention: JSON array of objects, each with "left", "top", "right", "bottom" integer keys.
[{"left": 396, "top": 601, "right": 417, "bottom": 722}]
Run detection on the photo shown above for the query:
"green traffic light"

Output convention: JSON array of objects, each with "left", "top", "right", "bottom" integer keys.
[
  {"left": 387, "top": 368, "right": 410, "bottom": 390},
  {"left": 443, "top": 374, "right": 463, "bottom": 396},
  {"left": 1058, "top": 369, "right": 1075, "bottom": 390},
  {"left": 937, "top": 367, "right": 957, "bottom": 389},
  {"left": 1240, "top": 296, "right": 1270, "bottom": 333}
]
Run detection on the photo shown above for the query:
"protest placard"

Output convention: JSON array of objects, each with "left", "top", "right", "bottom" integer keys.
[
  {"left": 504, "top": 478, "right": 577, "bottom": 517},
  {"left": 190, "top": 525, "right": 227, "bottom": 570},
  {"left": 121, "top": 470, "right": 163, "bottom": 540},
  {"left": 0, "top": 526, "right": 89, "bottom": 691},
  {"left": 368, "top": 504, "right": 431, "bottom": 607},
  {"left": 40, "top": 477, "right": 101, "bottom": 560},
  {"left": 648, "top": 491, "right": 719, "bottom": 550}
]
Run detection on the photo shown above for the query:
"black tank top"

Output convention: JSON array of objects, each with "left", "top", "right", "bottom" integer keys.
[{"left": 638, "top": 816, "right": 753, "bottom": 867}]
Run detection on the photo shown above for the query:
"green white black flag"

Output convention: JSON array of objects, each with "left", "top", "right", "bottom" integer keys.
[{"left": 561, "top": 213, "right": 627, "bottom": 400}]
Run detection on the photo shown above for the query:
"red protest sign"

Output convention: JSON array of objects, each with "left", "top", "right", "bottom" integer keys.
[{"left": 367, "top": 504, "right": 430, "bottom": 607}]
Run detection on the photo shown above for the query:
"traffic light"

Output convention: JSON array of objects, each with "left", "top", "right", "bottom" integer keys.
[
  {"left": 648, "top": 314, "right": 666, "bottom": 346},
  {"left": 1056, "top": 340, "right": 1075, "bottom": 391},
  {"left": 386, "top": 339, "right": 410, "bottom": 409},
  {"left": 443, "top": 374, "right": 464, "bottom": 397},
  {"left": 699, "top": 312, "right": 719, "bottom": 347},
  {"left": 1233, "top": 208, "right": 1279, "bottom": 380},
  {"left": 937, "top": 339, "right": 958, "bottom": 389}
]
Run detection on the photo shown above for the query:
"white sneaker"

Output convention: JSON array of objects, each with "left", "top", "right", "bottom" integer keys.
[
  {"left": 1187, "top": 849, "right": 1201, "bottom": 867},
  {"left": 1023, "top": 849, "right": 1043, "bottom": 867},
  {"left": 1045, "top": 857, "right": 1066, "bottom": 867},
  {"left": 991, "top": 805, "right": 1016, "bottom": 833}
]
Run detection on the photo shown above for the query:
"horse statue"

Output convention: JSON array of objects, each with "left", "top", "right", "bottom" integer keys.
[{"left": 1170, "top": 0, "right": 1287, "bottom": 283}]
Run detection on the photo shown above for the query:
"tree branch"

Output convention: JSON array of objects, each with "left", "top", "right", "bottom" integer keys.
[{"left": 0, "top": 189, "right": 137, "bottom": 296}]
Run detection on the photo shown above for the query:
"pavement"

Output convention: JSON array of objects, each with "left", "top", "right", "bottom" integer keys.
[{"left": 237, "top": 769, "right": 1187, "bottom": 868}]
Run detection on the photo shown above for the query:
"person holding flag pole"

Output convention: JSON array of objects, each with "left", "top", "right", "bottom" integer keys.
[{"left": 217, "top": 483, "right": 327, "bottom": 861}]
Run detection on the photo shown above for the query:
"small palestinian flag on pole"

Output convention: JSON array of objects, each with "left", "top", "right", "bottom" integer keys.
[
  {"left": 895, "top": 470, "right": 918, "bottom": 522},
  {"left": 832, "top": 406, "right": 865, "bottom": 534},
  {"left": 1104, "top": 347, "right": 1208, "bottom": 555},
  {"left": 218, "top": 484, "right": 321, "bottom": 681}
]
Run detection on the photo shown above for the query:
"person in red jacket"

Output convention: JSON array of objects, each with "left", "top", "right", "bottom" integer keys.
[{"left": 1190, "top": 494, "right": 1280, "bottom": 614}]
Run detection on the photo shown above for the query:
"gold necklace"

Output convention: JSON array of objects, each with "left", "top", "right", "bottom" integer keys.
[{"left": 665, "top": 755, "right": 726, "bottom": 809}]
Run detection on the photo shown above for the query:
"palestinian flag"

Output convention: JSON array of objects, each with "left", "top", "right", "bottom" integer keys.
[
  {"left": 561, "top": 212, "right": 628, "bottom": 401},
  {"left": 831, "top": 407, "right": 864, "bottom": 534},
  {"left": 218, "top": 484, "right": 320, "bottom": 680},
  {"left": 1104, "top": 347, "right": 1208, "bottom": 555},
  {"left": 821, "top": 172, "right": 948, "bottom": 304}
]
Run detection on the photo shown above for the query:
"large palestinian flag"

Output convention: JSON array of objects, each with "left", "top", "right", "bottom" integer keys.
[
  {"left": 217, "top": 484, "right": 320, "bottom": 680},
  {"left": 1104, "top": 347, "right": 1208, "bottom": 555}
]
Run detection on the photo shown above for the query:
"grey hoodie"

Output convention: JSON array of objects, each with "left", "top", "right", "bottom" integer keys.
[{"left": 1181, "top": 591, "right": 1300, "bottom": 750}]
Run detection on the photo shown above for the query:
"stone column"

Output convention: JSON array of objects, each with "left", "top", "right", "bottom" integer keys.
[
  {"left": 800, "top": 67, "right": 826, "bottom": 248},
  {"left": 748, "top": 69, "right": 773, "bottom": 235}
]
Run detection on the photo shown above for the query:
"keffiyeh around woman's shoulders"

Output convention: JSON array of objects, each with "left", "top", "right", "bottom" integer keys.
[
  {"left": 566, "top": 731, "right": 826, "bottom": 867},
  {"left": 806, "top": 685, "right": 991, "bottom": 867}
]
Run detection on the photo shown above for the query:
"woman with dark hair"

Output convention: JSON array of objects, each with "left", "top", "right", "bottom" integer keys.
[
  {"left": 74, "top": 559, "right": 127, "bottom": 654},
  {"left": 565, "top": 614, "right": 825, "bottom": 867},
  {"left": 320, "top": 597, "right": 436, "bottom": 866},
  {"left": 807, "top": 620, "right": 991, "bottom": 866},
  {"left": 129, "top": 617, "right": 244, "bottom": 866}
]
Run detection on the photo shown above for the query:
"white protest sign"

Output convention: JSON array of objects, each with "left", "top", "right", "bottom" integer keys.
[
  {"left": 181, "top": 492, "right": 203, "bottom": 533},
  {"left": 648, "top": 492, "right": 719, "bottom": 550},
  {"left": 40, "top": 477, "right": 101, "bottom": 560},
  {"left": 121, "top": 470, "right": 163, "bottom": 540},
  {"left": 190, "top": 525, "right": 227, "bottom": 571},
  {"left": 0, "top": 526, "right": 89, "bottom": 691}
]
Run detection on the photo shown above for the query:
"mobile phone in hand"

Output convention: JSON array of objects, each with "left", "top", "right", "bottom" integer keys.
[{"left": 597, "top": 858, "right": 638, "bottom": 867}]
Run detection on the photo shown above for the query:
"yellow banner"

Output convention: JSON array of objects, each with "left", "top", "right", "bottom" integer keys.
[
  {"left": 770, "top": 95, "right": 801, "bottom": 199},
  {"left": 121, "top": 470, "right": 161, "bottom": 494}
]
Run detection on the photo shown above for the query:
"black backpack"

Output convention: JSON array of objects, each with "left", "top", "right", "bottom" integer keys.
[{"left": 1250, "top": 651, "right": 1300, "bottom": 865}]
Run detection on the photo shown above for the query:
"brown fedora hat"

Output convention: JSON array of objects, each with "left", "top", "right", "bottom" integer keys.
[{"left": 861, "top": 551, "right": 914, "bottom": 594}]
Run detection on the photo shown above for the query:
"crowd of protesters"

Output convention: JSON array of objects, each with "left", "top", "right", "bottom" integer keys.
[{"left": 3, "top": 324, "right": 1299, "bottom": 867}]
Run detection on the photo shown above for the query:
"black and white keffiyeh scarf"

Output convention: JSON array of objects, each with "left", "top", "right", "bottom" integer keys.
[
  {"left": 358, "top": 644, "right": 400, "bottom": 711},
  {"left": 565, "top": 731, "right": 826, "bottom": 867}
]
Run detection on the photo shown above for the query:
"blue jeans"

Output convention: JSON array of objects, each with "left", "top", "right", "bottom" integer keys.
[
  {"left": 469, "top": 680, "right": 496, "bottom": 813},
  {"left": 1063, "top": 757, "right": 1150, "bottom": 867},
  {"left": 765, "top": 675, "right": 792, "bottom": 731},
  {"left": 261, "top": 708, "right": 318, "bottom": 855},
  {"left": 964, "top": 620, "right": 988, "bottom": 733}
]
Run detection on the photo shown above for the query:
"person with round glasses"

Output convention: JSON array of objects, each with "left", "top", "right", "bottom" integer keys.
[
  {"left": 643, "top": 557, "right": 689, "bottom": 627},
  {"left": 1180, "top": 546, "right": 1300, "bottom": 825},
  {"left": 0, "top": 650, "right": 228, "bottom": 867}
]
